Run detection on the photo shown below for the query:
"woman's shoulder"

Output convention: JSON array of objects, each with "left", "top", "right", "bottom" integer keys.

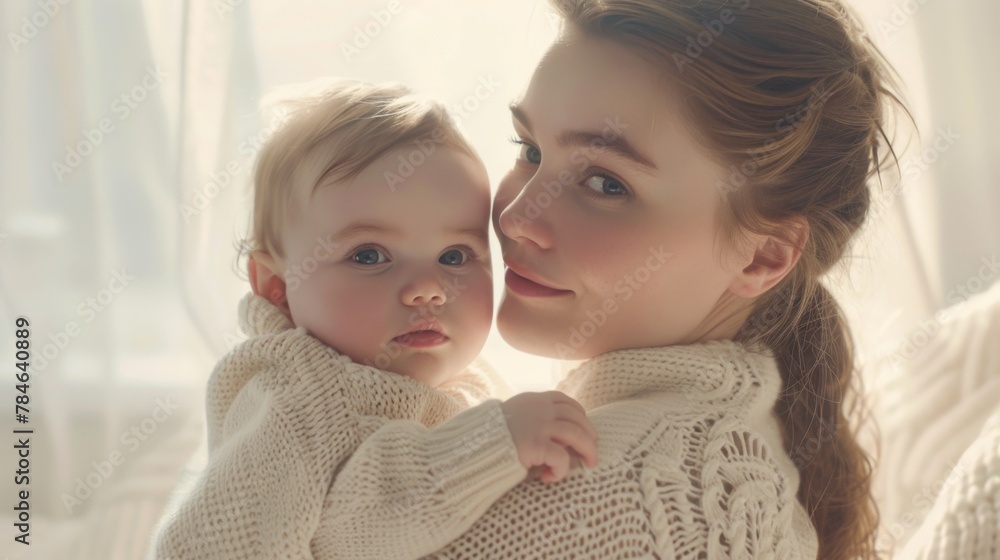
[
  {"left": 561, "top": 360, "right": 817, "bottom": 552},
  {"left": 587, "top": 387, "right": 782, "bottom": 470},
  {"left": 559, "top": 339, "right": 794, "bottom": 485},
  {"left": 564, "top": 341, "right": 782, "bottom": 417},
  {"left": 426, "top": 400, "right": 817, "bottom": 559}
]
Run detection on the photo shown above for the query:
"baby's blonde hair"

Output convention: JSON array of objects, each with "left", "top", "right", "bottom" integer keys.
[{"left": 238, "top": 78, "right": 478, "bottom": 267}]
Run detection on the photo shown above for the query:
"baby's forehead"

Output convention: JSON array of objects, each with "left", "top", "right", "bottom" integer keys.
[
  {"left": 296, "top": 149, "right": 491, "bottom": 233},
  {"left": 354, "top": 144, "right": 488, "bottom": 194}
]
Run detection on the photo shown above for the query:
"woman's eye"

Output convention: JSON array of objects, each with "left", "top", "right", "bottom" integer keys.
[
  {"left": 438, "top": 248, "right": 469, "bottom": 266},
  {"left": 352, "top": 247, "right": 388, "bottom": 265},
  {"left": 583, "top": 174, "right": 629, "bottom": 196},
  {"left": 510, "top": 138, "right": 541, "bottom": 165}
]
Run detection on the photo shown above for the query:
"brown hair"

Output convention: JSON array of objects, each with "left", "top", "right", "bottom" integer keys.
[
  {"left": 237, "top": 78, "right": 478, "bottom": 268},
  {"left": 548, "top": 0, "right": 907, "bottom": 558}
]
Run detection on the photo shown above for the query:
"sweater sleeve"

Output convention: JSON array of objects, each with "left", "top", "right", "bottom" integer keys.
[
  {"left": 312, "top": 399, "right": 528, "bottom": 559},
  {"left": 153, "top": 383, "right": 331, "bottom": 559},
  {"left": 153, "top": 329, "right": 356, "bottom": 560}
]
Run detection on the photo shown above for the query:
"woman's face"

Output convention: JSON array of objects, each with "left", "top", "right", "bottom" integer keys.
[{"left": 494, "top": 29, "right": 755, "bottom": 359}]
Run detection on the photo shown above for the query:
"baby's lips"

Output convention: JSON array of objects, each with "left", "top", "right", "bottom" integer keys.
[
  {"left": 393, "top": 320, "right": 445, "bottom": 339},
  {"left": 393, "top": 330, "right": 449, "bottom": 345}
]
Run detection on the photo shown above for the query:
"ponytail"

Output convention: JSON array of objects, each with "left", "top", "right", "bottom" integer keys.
[{"left": 740, "top": 276, "right": 879, "bottom": 560}]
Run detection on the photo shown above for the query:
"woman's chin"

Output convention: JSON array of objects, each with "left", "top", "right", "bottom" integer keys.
[{"left": 496, "top": 304, "right": 597, "bottom": 360}]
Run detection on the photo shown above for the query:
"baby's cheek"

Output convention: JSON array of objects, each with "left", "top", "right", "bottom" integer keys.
[
  {"left": 458, "top": 271, "right": 495, "bottom": 338},
  {"left": 306, "top": 282, "right": 392, "bottom": 360}
]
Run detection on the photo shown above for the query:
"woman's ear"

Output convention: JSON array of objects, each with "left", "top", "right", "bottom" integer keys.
[
  {"left": 248, "top": 251, "right": 291, "bottom": 318},
  {"left": 729, "top": 217, "right": 809, "bottom": 299}
]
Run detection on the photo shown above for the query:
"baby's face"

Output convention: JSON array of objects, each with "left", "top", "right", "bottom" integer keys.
[{"left": 280, "top": 145, "right": 493, "bottom": 387}]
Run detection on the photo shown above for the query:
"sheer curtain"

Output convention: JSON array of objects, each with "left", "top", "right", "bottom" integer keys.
[{"left": 0, "top": 1, "right": 995, "bottom": 558}]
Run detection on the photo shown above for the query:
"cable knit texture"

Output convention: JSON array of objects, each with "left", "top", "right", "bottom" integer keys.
[
  {"left": 899, "top": 405, "right": 1000, "bottom": 560},
  {"left": 872, "top": 280, "right": 1000, "bottom": 553},
  {"left": 421, "top": 340, "right": 819, "bottom": 559},
  {"left": 151, "top": 293, "right": 526, "bottom": 560}
]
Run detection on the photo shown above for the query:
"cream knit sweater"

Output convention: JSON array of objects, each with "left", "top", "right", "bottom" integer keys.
[
  {"left": 899, "top": 405, "right": 1000, "bottom": 560},
  {"left": 151, "top": 293, "right": 527, "bottom": 559},
  {"left": 419, "top": 340, "right": 820, "bottom": 559}
]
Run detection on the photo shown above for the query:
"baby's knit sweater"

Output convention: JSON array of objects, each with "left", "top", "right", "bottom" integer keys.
[
  {"left": 151, "top": 293, "right": 527, "bottom": 559},
  {"left": 420, "top": 340, "right": 820, "bottom": 559}
]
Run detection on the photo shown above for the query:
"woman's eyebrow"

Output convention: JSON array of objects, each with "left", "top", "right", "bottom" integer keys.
[
  {"left": 509, "top": 102, "right": 658, "bottom": 173},
  {"left": 558, "top": 131, "right": 658, "bottom": 172},
  {"left": 509, "top": 102, "right": 533, "bottom": 131}
]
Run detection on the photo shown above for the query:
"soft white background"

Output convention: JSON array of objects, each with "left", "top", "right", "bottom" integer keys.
[{"left": 0, "top": 0, "right": 997, "bottom": 558}]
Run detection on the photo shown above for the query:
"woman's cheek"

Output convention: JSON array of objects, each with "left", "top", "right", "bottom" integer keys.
[{"left": 573, "top": 227, "right": 652, "bottom": 292}]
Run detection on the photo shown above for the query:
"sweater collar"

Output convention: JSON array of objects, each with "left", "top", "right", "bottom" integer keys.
[
  {"left": 558, "top": 340, "right": 780, "bottom": 411},
  {"left": 235, "top": 291, "right": 485, "bottom": 422},
  {"left": 238, "top": 292, "right": 295, "bottom": 336}
]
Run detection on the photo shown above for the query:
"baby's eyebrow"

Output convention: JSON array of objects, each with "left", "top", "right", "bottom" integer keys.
[
  {"left": 453, "top": 228, "right": 489, "bottom": 242},
  {"left": 327, "top": 224, "right": 400, "bottom": 242},
  {"left": 327, "top": 225, "right": 488, "bottom": 244}
]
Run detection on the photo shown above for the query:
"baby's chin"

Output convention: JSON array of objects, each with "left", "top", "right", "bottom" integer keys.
[{"left": 381, "top": 352, "right": 465, "bottom": 388}]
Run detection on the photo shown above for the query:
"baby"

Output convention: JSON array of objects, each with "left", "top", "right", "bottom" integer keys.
[{"left": 151, "top": 79, "right": 597, "bottom": 560}]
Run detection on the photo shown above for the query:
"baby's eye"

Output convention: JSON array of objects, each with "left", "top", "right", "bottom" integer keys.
[
  {"left": 510, "top": 137, "right": 541, "bottom": 165},
  {"left": 583, "top": 174, "right": 629, "bottom": 196},
  {"left": 438, "top": 248, "right": 472, "bottom": 266},
  {"left": 352, "top": 247, "right": 389, "bottom": 265}
]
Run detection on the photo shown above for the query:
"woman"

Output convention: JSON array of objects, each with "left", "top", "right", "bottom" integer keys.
[{"left": 415, "top": 0, "right": 902, "bottom": 558}]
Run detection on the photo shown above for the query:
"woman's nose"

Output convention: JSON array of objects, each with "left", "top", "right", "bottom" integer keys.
[
  {"left": 496, "top": 175, "right": 555, "bottom": 250},
  {"left": 400, "top": 273, "right": 447, "bottom": 307}
]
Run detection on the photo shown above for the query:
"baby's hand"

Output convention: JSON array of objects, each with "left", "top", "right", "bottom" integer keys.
[{"left": 500, "top": 391, "right": 598, "bottom": 483}]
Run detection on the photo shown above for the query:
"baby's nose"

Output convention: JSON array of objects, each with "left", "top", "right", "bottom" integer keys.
[{"left": 400, "top": 275, "right": 447, "bottom": 307}]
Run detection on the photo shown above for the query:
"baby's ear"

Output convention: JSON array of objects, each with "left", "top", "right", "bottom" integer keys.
[{"left": 248, "top": 251, "right": 291, "bottom": 317}]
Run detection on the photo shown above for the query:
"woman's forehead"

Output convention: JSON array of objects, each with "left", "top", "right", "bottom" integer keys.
[{"left": 519, "top": 35, "right": 695, "bottom": 173}]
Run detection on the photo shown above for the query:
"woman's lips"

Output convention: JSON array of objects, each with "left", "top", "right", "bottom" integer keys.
[
  {"left": 392, "top": 330, "right": 449, "bottom": 348},
  {"left": 504, "top": 268, "right": 572, "bottom": 298}
]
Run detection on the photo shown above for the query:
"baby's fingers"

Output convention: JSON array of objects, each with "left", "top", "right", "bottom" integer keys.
[
  {"left": 554, "top": 401, "right": 598, "bottom": 441},
  {"left": 548, "top": 391, "right": 587, "bottom": 416},
  {"left": 540, "top": 441, "right": 571, "bottom": 483},
  {"left": 551, "top": 419, "right": 598, "bottom": 468}
]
